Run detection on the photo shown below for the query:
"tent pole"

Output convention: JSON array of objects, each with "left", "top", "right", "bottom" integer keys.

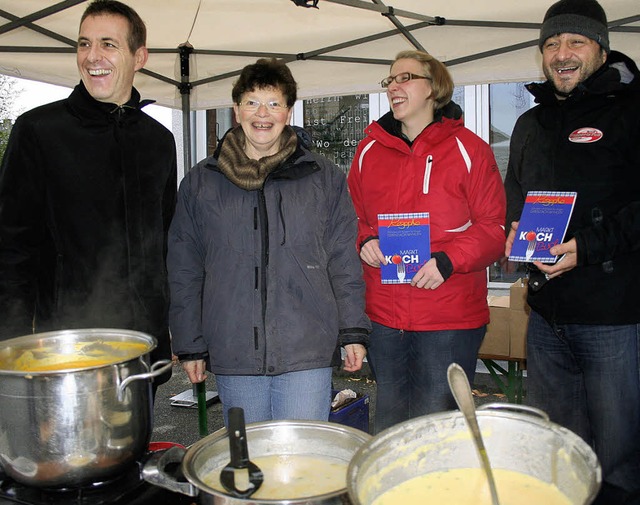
[
  {"left": 181, "top": 92, "right": 191, "bottom": 172},
  {"left": 179, "top": 43, "right": 194, "bottom": 172}
]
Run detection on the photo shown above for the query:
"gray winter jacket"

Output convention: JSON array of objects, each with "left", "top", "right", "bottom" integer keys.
[{"left": 167, "top": 127, "right": 370, "bottom": 375}]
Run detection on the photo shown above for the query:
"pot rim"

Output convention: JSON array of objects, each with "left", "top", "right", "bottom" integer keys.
[
  {"left": 182, "top": 419, "right": 371, "bottom": 503},
  {"left": 351, "top": 404, "right": 597, "bottom": 455},
  {"left": 0, "top": 328, "right": 157, "bottom": 376}
]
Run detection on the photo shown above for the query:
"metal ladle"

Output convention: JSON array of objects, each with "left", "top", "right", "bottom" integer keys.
[{"left": 447, "top": 363, "right": 500, "bottom": 505}]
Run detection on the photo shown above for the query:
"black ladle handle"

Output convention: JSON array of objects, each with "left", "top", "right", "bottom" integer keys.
[
  {"left": 228, "top": 407, "right": 250, "bottom": 468},
  {"left": 220, "top": 407, "right": 264, "bottom": 498}
]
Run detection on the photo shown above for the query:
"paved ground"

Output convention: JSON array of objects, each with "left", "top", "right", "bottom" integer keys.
[{"left": 150, "top": 359, "right": 522, "bottom": 447}]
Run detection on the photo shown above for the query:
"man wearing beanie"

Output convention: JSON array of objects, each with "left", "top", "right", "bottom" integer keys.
[{"left": 504, "top": 1, "right": 640, "bottom": 504}]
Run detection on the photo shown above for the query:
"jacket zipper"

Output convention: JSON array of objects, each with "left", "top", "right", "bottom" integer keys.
[
  {"left": 423, "top": 155, "right": 433, "bottom": 194},
  {"left": 257, "top": 189, "right": 269, "bottom": 373}
]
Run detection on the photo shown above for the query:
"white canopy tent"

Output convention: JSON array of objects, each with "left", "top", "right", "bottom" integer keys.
[{"left": 1, "top": 0, "right": 638, "bottom": 167}]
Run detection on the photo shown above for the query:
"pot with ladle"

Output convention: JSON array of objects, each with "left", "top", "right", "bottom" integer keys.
[
  {"left": 143, "top": 419, "right": 371, "bottom": 505},
  {"left": 347, "top": 403, "right": 601, "bottom": 505}
]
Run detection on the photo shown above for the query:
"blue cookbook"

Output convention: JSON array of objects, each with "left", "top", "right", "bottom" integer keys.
[
  {"left": 378, "top": 212, "right": 431, "bottom": 284},
  {"left": 509, "top": 191, "right": 577, "bottom": 263}
]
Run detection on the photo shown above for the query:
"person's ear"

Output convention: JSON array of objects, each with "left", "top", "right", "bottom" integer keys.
[{"left": 134, "top": 46, "right": 149, "bottom": 71}]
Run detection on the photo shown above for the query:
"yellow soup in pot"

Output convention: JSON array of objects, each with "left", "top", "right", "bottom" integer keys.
[
  {"left": 203, "top": 454, "right": 348, "bottom": 500},
  {"left": 2, "top": 341, "right": 150, "bottom": 372},
  {"left": 370, "top": 468, "right": 572, "bottom": 505}
]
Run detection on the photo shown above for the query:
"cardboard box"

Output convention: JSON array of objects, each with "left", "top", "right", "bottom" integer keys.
[
  {"left": 480, "top": 305, "right": 510, "bottom": 356},
  {"left": 329, "top": 390, "right": 370, "bottom": 434},
  {"left": 508, "top": 279, "right": 530, "bottom": 359},
  {"left": 479, "top": 279, "right": 529, "bottom": 360}
]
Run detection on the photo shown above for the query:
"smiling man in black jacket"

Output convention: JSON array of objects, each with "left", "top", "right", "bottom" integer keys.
[
  {"left": 504, "top": 1, "right": 640, "bottom": 503},
  {"left": 0, "top": 1, "right": 177, "bottom": 390}
]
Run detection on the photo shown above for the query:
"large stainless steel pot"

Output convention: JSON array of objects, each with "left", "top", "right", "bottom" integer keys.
[
  {"left": 143, "top": 420, "right": 371, "bottom": 504},
  {"left": 347, "top": 404, "right": 601, "bottom": 505},
  {"left": 0, "top": 328, "right": 173, "bottom": 488}
]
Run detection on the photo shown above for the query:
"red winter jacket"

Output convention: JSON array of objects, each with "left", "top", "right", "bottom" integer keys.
[{"left": 347, "top": 111, "right": 506, "bottom": 331}]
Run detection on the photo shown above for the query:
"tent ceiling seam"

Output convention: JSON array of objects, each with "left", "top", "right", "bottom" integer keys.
[{"left": 185, "top": 0, "right": 202, "bottom": 44}]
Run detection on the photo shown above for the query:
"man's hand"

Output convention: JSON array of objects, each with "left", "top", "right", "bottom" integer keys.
[
  {"left": 359, "top": 239, "right": 386, "bottom": 268},
  {"left": 181, "top": 359, "right": 207, "bottom": 383},
  {"left": 343, "top": 344, "right": 366, "bottom": 372},
  {"left": 534, "top": 238, "right": 578, "bottom": 279}
]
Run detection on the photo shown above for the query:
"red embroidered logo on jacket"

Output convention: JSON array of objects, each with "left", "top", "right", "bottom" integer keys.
[{"left": 568, "top": 127, "right": 603, "bottom": 143}]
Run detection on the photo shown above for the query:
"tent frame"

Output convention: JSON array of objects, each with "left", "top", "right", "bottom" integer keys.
[{"left": 1, "top": 0, "right": 639, "bottom": 168}]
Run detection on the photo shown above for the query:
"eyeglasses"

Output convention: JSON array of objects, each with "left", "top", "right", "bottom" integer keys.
[
  {"left": 237, "top": 99, "right": 289, "bottom": 113},
  {"left": 380, "top": 72, "right": 432, "bottom": 88}
]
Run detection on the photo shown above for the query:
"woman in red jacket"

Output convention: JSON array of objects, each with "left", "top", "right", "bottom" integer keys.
[{"left": 348, "top": 50, "right": 506, "bottom": 433}]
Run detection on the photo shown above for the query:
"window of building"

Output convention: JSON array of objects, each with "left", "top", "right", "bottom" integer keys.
[
  {"left": 489, "top": 82, "right": 535, "bottom": 179},
  {"left": 302, "top": 94, "right": 369, "bottom": 174},
  {"left": 487, "top": 82, "right": 536, "bottom": 285}
]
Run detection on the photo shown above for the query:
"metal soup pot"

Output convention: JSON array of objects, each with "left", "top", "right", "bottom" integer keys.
[
  {"left": 143, "top": 420, "right": 371, "bottom": 505},
  {"left": 0, "top": 328, "right": 172, "bottom": 488},
  {"left": 347, "top": 404, "right": 601, "bottom": 505}
]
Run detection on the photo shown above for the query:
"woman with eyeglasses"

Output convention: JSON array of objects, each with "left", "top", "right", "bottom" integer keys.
[
  {"left": 167, "top": 58, "right": 370, "bottom": 426},
  {"left": 347, "top": 50, "right": 506, "bottom": 433}
]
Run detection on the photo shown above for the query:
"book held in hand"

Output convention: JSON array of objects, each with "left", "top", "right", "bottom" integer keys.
[
  {"left": 509, "top": 191, "right": 577, "bottom": 263},
  {"left": 378, "top": 212, "right": 431, "bottom": 284}
]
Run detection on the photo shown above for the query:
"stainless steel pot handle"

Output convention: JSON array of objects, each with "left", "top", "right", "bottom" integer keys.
[
  {"left": 142, "top": 446, "right": 198, "bottom": 497},
  {"left": 117, "top": 359, "right": 173, "bottom": 401},
  {"left": 478, "top": 402, "right": 550, "bottom": 422}
]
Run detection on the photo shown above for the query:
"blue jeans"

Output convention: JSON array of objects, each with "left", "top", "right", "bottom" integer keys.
[
  {"left": 527, "top": 310, "right": 640, "bottom": 497},
  {"left": 367, "top": 322, "right": 485, "bottom": 433},
  {"left": 215, "top": 367, "right": 332, "bottom": 426}
]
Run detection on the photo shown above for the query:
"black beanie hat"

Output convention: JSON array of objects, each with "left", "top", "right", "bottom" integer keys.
[{"left": 539, "top": 0, "right": 609, "bottom": 53}]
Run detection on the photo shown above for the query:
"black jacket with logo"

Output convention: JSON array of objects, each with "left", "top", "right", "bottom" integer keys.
[
  {"left": 0, "top": 82, "right": 177, "bottom": 377},
  {"left": 505, "top": 51, "right": 640, "bottom": 324}
]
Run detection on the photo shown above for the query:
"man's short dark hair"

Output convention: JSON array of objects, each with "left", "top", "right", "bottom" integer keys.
[
  {"left": 81, "top": 0, "right": 147, "bottom": 53},
  {"left": 232, "top": 58, "right": 298, "bottom": 107}
]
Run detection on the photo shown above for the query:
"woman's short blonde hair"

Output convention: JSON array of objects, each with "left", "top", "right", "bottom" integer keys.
[{"left": 392, "top": 50, "right": 454, "bottom": 110}]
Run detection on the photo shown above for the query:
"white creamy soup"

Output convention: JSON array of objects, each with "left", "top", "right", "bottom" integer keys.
[
  {"left": 370, "top": 467, "right": 573, "bottom": 505},
  {"left": 203, "top": 453, "right": 348, "bottom": 500}
]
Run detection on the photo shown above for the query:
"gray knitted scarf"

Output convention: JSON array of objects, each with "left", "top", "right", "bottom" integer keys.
[{"left": 217, "top": 126, "right": 298, "bottom": 190}]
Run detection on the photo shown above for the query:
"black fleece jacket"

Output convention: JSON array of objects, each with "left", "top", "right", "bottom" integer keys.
[
  {"left": 0, "top": 82, "right": 177, "bottom": 380},
  {"left": 504, "top": 51, "right": 640, "bottom": 324}
]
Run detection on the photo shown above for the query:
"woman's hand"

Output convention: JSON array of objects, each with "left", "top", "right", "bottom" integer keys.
[
  {"left": 505, "top": 221, "right": 518, "bottom": 257},
  {"left": 410, "top": 258, "right": 444, "bottom": 289},
  {"left": 343, "top": 344, "right": 367, "bottom": 372},
  {"left": 181, "top": 359, "right": 207, "bottom": 383},
  {"left": 359, "top": 239, "right": 386, "bottom": 268}
]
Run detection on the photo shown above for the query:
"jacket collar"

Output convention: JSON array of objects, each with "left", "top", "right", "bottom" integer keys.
[
  {"left": 66, "top": 81, "right": 154, "bottom": 126},
  {"left": 207, "top": 125, "right": 319, "bottom": 182},
  {"left": 376, "top": 100, "right": 464, "bottom": 146},
  {"left": 527, "top": 50, "right": 640, "bottom": 105}
]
